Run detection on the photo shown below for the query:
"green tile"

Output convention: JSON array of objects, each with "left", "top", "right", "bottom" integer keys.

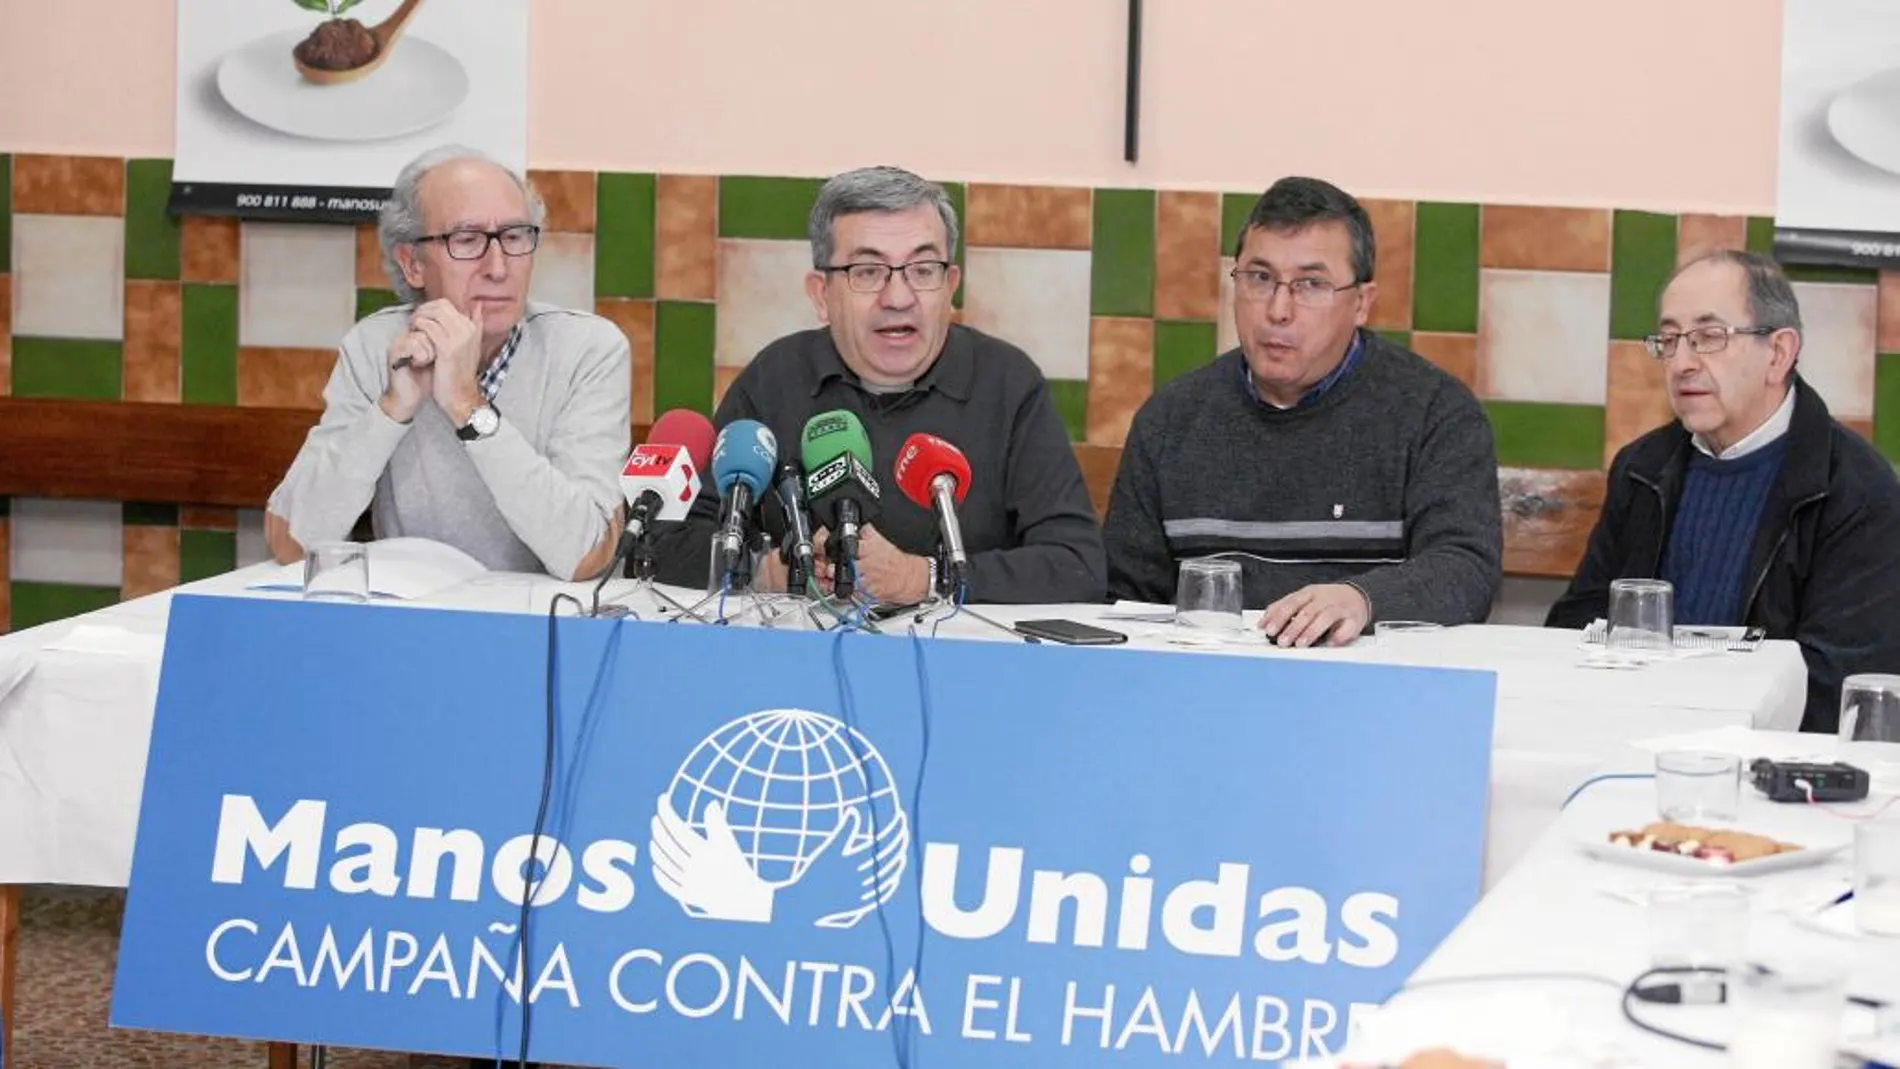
[
  {"left": 655, "top": 301, "right": 716, "bottom": 416},
  {"left": 1611, "top": 210, "right": 1678, "bottom": 340},
  {"left": 1046, "top": 379, "right": 1088, "bottom": 442},
  {"left": 1746, "top": 217, "right": 1776, "bottom": 256},
  {"left": 9, "top": 582, "right": 121, "bottom": 631},
  {"left": 1376, "top": 329, "right": 1412, "bottom": 350},
  {"left": 1222, "top": 191, "right": 1259, "bottom": 256},
  {"left": 180, "top": 529, "right": 237, "bottom": 583},
  {"left": 0, "top": 154, "right": 10, "bottom": 274},
  {"left": 1877, "top": 353, "right": 1900, "bottom": 465},
  {"left": 595, "top": 172, "right": 656, "bottom": 299},
  {"left": 123, "top": 502, "right": 178, "bottom": 527},
  {"left": 942, "top": 180, "right": 966, "bottom": 308},
  {"left": 1154, "top": 320, "right": 1219, "bottom": 387},
  {"left": 719, "top": 176, "right": 824, "bottom": 241},
  {"left": 11, "top": 337, "right": 122, "bottom": 400},
  {"left": 124, "top": 158, "right": 180, "bottom": 281},
  {"left": 1485, "top": 401, "right": 1606, "bottom": 470},
  {"left": 1413, "top": 203, "right": 1480, "bottom": 334},
  {"left": 356, "top": 288, "right": 402, "bottom": 320},
  {"left": 1785, "top": 263, "right": 1879, "bottom": 285},
  {"left": 182, "top": 283, "right": 238, "bottom": 405},
  {"left": 1090, "top": 188, "right": 1156, "bottom": 318}
]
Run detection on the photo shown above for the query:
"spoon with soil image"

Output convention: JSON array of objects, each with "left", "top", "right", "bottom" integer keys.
[{"left": 293, "top": 0, "right": 426, "bottom": 85}]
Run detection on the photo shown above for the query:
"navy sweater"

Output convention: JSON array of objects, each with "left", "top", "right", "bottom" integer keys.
[{"left": 1662, "top": 437, "right": 1789, "bottom": 625}]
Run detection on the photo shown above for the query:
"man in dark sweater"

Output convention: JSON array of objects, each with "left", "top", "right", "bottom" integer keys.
[
  {"left": 651, "top": 166, "right": 1106, "bottom": 604},
  {"left": 1547, "top": 250, "right": 1900, "bottom": 733},
  {"left": 1103, "top": 177, "right": 1503, "bottom": 646}
]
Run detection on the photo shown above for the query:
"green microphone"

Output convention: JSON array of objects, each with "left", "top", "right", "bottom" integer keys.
[{"left": 800, "top": 410, "right": 882, "bottom": 594}]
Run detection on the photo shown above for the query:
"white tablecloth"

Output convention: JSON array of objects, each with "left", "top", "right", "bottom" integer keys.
[{"left": 0, "top": 572, "right": 1808, "bottom": 890}]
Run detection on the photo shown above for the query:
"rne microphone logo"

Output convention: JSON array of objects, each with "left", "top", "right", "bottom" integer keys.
[{"left": 649, "top": 710, "right": 908, "bottom": 929}]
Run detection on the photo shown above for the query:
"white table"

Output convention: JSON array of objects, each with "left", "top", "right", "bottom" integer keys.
[{"left": 1313, "top": 728, "right": 1900, "bottom": 1067}]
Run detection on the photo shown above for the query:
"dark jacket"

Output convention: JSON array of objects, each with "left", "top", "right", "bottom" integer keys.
[{"left": 1546, "top": 378, "right": 1900, "bottom": 733}]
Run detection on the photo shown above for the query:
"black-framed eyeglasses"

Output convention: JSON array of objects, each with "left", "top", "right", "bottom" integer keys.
[
  {"left": 1229, "top": 268, "right": 1361, "bottom": 308},
  {"left": 823, "top": 260, "right": 953, "bottom": 294},
  {"left": 1643, "top": 324, "right": 1777, "bottom": 360},
  {"left": 415, "top": 224, "right": 542, "bottom": 261}
]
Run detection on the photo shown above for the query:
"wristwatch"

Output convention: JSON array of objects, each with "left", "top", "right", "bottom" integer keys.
[{"left": 457, "top": 402, "right": 500, "bottom": 442}]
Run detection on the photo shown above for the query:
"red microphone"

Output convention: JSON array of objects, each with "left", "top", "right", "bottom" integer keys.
[
  {"left": 621, "top": 409, "right": 716, "bottom": 541},
  {"left": 894, "top": 433, "right": 973, "bottom": 592}
]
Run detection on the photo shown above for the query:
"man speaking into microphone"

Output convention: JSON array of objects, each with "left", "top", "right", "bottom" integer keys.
[{"left": 652, "top": 166, "right": 1104, "bottom": 604}]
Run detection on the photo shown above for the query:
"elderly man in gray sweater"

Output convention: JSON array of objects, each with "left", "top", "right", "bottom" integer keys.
[{"left": 265, "top": 147, "right": 630, "bottom": 580}]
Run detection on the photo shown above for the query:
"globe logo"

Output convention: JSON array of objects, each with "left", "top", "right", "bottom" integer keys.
[{"left": 649, "top": 709, "right": 909, "bottom": 929}]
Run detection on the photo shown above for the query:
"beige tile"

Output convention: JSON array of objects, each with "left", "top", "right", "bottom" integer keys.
[
  {"left": 715, "top": 238, "right": 817, "bottom": 368},
  {"left": 238, "top": 223, "right": 356, "bottom": 348},
  {"left": 1879, "top": 271, "right": 1900, "bottom": 355},
  {"left": 965, "top": 184, "right": 1091, "bottom": 249},
  {"left": 1481, "top": 205, "right": 1611, "bottom": 272},
  {"left": 182, "top": 216, "right": 240, "bottom": 285},
  {"left": 1217, "top": 254, "right": 1238, "bottom": 355},
  {"left": 657, "top": 174, "right": 718, "bottom": 301},
  {"left": 527, "top": 231, "right": 597, "bottom": 313},
  {"left": 1477, "top": 269, "right": 1612, "bottom": 403},
  {"left": 527, "top": 169, "right": 597, "bottom": 233},
  {"left": 180, "top": 507, "right": 238, "bottom": 531},
  {"left": 12, "top": 214, "right": 125, "bottom": 340},
  {"left": 713, "top": 364, "right": 744, "bottom": 409},
  {"left": 9, "top": 498, "right": 123, "bottom": 586},
  {"left": 1154, "top": 191, "right": 1220, "bottom": 322},
  {"left": 0, "top": 275, "right": 11, "bottom": 398},
  {"left": 0, "top": 520, "right": 8, "bottom": 630},
  {"left": 236, "top": 347, "right": 336, "bottom": 410},
  {"left": 1677, "top": 214, "right": 1748, "bottom": 266},
  {"left": 1791, "top": 282, "right": 1878, "bottom": 421},
  {"left": 122, "top": 525, "right": 180, "bottom": 600},
  {"left": 123, "top": 281, "right": 182, "bottom": 403},
  {"left": 1365, "top": 198, "right": 1415, "bottom": 330},
  {"left": 596, "top": 298, "right": 656, "bottom": 425},
  {"left": 1086, "top": 317, "right": 1153, "bottom": 446},
  {"left": 12, "top": 154, "right": 123, "bottom": 216},
  {"left": 1604, "top": 340, "right": 1672, "bottom": 464},
  {"left": 355, "top": 223, "right": 385, "bottom": 291},
  {"left": 1411, "top": 331, "right": 1478, "bottom": 390},
  {"left": 961, "top": 247, "right": 1093, "bottom": 381}
]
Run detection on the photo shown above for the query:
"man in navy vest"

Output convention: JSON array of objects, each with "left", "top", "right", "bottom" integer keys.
[{"left": 1547, "top": 249, "right": 1900, "bottom": 733}]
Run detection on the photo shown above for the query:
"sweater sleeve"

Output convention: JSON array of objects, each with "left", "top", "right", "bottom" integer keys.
[
  {"left": 266, "top": 320, "right": 412, "bottom": 548},
  {"left": 1348, "top": 380, "right": 1502, "bottom": 624},
  {"left": 1102, "top": 400, "right": 1177, "bottom": 604}
]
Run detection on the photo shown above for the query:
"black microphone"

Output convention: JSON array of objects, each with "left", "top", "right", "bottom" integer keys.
[{"left": 773, "top": 459, "right": 817, "bottom": 593}]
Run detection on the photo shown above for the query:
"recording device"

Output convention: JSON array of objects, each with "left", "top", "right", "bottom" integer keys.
[
  {"left": 711, "top": 419, "right": 777, "bottom": 587},
  {"left": 800, "top": 410, "right": 881, "bottom": 599},
  {"left": 1748, "top": 758, "right": 1870, "bottom": 803},
  {"left": 1012, "top": 619, "right": 1128, "bottom": 646},
  {"left": 615, "top": 409, "right": 714, "bottom": 581},
  {"left": 894, "top": 432, "right": 972, "bottom": 596}
]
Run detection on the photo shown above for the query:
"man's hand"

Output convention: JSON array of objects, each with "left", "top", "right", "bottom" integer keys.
[
  {"left": 812, "top": 524, "right": 930, "bottom": 604},
  {"left": 1259, "top": 583, "right": 1371, "bottom": 648},
  {"left": 410, "top": 298, "right": 486, "bottom": 426},
  {"left": 378, "top": 327, "right": 435, "bottom": 423}
]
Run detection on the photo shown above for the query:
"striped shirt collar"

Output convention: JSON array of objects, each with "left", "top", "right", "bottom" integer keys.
[
  {"left": 1242, "top": 331, "right": 1364, "bottom": 409},
  {"left": 477, "top": 321, "right": 526, "bottom": 402}
]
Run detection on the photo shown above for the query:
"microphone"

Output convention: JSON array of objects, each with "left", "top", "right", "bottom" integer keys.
[
  {"left": 620, "top": 409, "right": 714, "bottom": 541},
  {"left": 772, "top": 459, "right": 817, "bottom": 592},
  {"left": 711, "top": 419, "right": 778, "bottom": 584},
  {"left": 800, "top": 410, "right": 881, "bottom": 597},
  {"left": 894, "top": 432, "right": 973, "bottom": 595}
]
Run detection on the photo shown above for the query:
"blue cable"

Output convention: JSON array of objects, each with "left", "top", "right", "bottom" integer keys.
[
  {"left": 900, "top": 629, "right": 937, "bottom": 1068},
  {"left": 1562, "top": 772, "right": 1656, "bottom": 810}
]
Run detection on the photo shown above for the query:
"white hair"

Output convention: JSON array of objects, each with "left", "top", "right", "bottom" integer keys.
[{"left": 377, "top": 145, "right": 546, "bottom": 303}]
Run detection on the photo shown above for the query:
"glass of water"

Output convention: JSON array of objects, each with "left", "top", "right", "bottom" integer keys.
[
  {"left": 1653, "top": 750, "right": 1739, "bottom": 823},
  {"left": 1840, "top": 673, "right": 1900, "bottom": 744},
  {"left": 1609, "top": 578, "right": 1673, "bottom": 650},
  {"left": 1175, "top": 559, "right": 1243, "bottom": 631},
  {"left": 1645, "top": 883, "right": 1748, "bottom": 968},
  {"left": 303, "top": 541, "right": 369, "bottom": 603}
]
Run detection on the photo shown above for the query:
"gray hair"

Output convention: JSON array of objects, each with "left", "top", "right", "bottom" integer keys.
[
  {"left": 377, "top": 145, "right": 546, "bottom": 303},
  {"left": 808, "top": 166, "right": 960, "bottom": 270},
  {"left": 1668, "top": 248, "right": 1804, "bottom": 335}
]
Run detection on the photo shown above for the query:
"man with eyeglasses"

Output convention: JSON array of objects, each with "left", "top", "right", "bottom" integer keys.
[
  {"left": 266, "top": 146, "right": 631, "bottom": 581},
  {"left": 1103, "top": 176, "right": 1502, "bottom": 645},
  {"left": 1547, "top": 249, "right": 1900, "bottom": 733},
  {"left": 651, "top": 165, "right": 1105, "bottom": 603}
]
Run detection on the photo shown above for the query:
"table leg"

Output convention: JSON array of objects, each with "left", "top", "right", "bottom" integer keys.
[
  {"left": 0, "top": 884, "right": 16, "bottom": 1069},
  {"left": 267, "top": 1040, "right": 298, "bottom": 1068}
]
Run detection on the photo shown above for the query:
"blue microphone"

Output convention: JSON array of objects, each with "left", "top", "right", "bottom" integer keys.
[{"left": 711, "top": 419, "right": 778, "bottom": 580}]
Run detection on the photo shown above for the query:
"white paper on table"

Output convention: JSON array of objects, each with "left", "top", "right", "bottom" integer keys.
[
  {"left": 1099, "top": 600, "right": 1178, "bottom": 623},
  {"left": 245, "top": 537, "right": 488, "bottom": 600}
]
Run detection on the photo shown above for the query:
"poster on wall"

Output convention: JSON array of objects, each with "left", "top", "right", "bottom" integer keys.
[
  {"left": 1776, "top": 0, "right": 1900, "bottom": 268},
  {"left": 170, "top": 0, "right": 528, "bottom": 224}
]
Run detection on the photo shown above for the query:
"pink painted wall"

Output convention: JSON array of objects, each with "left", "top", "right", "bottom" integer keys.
[{"left": 0, "top": 0, "right": 1784, "bottom": 213}]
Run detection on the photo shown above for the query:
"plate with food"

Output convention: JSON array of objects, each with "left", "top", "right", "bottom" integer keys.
[{"left": 1577, "top": 820, "right": 1847, "bottom": 877}]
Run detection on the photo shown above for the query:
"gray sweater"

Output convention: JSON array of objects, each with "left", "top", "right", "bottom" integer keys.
[
  {"left": 267, "top": 301, "right": 631, "bottom": 578},
  {"left": 1103, "top": 331, "right": 1502, "bottom": 620}
]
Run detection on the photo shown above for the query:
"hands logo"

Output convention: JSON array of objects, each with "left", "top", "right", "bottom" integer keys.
[{"left": 649, "top": 710, "right": 908, "bottom": 929}]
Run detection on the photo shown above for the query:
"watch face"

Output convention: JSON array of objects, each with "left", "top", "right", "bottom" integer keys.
[{"left": 470, "top": 405, "right": 500, "bottom": 435}]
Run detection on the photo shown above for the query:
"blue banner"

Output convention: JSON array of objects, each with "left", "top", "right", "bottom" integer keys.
[{"left": 112, "top": 595, "right": 1496, "bottom": 1066}]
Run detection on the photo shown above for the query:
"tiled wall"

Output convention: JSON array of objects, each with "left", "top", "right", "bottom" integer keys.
[{"left": 7, "top": 153, "right": 1900, "bottom": 633}]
